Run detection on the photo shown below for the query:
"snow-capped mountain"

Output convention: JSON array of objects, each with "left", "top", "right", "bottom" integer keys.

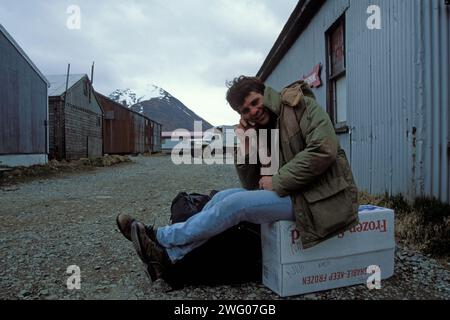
[
  {"left": 109, "top": 85, "right": 166, "bottom": 107},
  {"left": 109, "top": 85, "right": 213, "bottom": 132}
]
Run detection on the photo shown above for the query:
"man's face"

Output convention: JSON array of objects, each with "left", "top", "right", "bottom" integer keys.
[{"left": 238, "top": 91, "right": 270, "bottom": 126}]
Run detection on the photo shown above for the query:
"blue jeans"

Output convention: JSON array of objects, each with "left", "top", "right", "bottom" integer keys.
[{"left": 156, "top": 188, "right": 294, "bottom": 262}]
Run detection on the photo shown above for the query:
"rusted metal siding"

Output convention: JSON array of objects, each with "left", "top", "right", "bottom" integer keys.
[
  {"left": 145, "top": 119, "right": 152, "bottom": 153},
  {"left": 97, "top": 94, "right": 134, "bottom": 154},
  {"left": 263, "top": 0, "right": 449, "bottom": 202},
  {"left": 0, "top": 27, "right": 48, "bottom": 156},
  {"left": 152, "top": 122, "right": 162, "bottom": 153},
  {"left": 97, "top": 93, "right": 155, "bottom": 155},
  {"left": 132, "top": 112, "right": 146, "bottom": 154}
]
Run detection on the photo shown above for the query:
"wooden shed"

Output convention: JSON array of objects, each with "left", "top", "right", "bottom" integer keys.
[
  {"left": 46, "top": 74, "right": 103, "bottom": 161},
  {"left": 0, "top": 24, "right": 49, "bottom": 167}
]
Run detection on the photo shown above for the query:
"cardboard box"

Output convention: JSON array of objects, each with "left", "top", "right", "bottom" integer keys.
[{"left": 261, "top": 205, "right": 395, "bottom": 297}]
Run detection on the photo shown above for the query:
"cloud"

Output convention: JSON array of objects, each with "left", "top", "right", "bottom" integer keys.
[{"left": 0, "top": 0, "right": 298, "bottom": 126}]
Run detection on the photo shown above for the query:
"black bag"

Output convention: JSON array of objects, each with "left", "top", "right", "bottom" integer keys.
[
  {"left": 170, "top": 190, "right": 218, "bottom": 224},
  {"left": 163, "top": 191, "right": 262, "bottom": 289}
]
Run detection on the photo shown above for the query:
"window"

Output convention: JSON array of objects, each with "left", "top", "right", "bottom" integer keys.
[{"left": 326, "top": 15, "right": 347, "bottom": 132}]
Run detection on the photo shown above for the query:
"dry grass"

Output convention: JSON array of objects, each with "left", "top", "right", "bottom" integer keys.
[
  {"left": 359, "top": 191, "right": 450, "bottom": 258},
  {"left": 0, "top": 155, "right": 131, "bottom": 187}
]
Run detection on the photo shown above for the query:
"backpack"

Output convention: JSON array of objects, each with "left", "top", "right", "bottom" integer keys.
[
  {"left": 163, "top": 190, "right": 262, "bottom": 289},
  {"left": 170, "top": 190, "right": 218, "bottom": 224}
]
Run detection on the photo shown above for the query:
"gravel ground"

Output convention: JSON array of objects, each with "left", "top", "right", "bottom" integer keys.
[{"left": 0, "top": 155, "right": 449, "bottom": 300}]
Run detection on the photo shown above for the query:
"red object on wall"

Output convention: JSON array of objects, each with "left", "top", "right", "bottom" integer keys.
[{"left": 302, "top": 63, "right": 322, "bottom": 88}]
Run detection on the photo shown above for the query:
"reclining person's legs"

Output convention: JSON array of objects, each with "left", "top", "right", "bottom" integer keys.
[
  {"left": 157, "top": 189, "right": 294, "bottom": 262},
  {"left": 201, "top": 188, "right": 246, "bottom": 211}
]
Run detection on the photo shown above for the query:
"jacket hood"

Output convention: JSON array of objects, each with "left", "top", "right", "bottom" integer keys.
[
  {"left": 263, "top": 86, "right": 282, "bottom": 116},
  {"left": 263, "top": 80, "right": 315, "bottom": 116}
]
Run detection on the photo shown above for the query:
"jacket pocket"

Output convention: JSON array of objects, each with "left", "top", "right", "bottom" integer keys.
[
  {"left": 303, "top": 176, "right": 354, "bottom": 236},
  {"left": 303, "top": 175, "right": 348, "bottom": 203}
]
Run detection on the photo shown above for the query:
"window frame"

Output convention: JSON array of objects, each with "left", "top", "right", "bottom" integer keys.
[{"left": 325, "top": 14, "right": 349, "bottom": 134}]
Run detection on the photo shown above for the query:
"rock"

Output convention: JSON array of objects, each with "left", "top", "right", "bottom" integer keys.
[
  {"left": 18, "top": 290, "right": 31, "bottom": 298},
  {"left": 95, "top": 285, "right": 107, "bottom": 291},
  {"left": 2, "top": 186, "right": 19, "bottom": 192},
  {"left": 39, "top": 289, "right": 49, "bottom": 296}
]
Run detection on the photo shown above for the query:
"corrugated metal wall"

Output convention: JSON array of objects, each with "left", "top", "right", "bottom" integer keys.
[
  {"left": 97, "top": 93, "right": 156, "bottom": 155},
  {"left": 132, "top": 112, "right": 146, "bottom": 154},
  {"left": 417, "top": 0, "right": 450, "bottom": 203},
  {"left": 264, "top": 0, "right": 449, "bottom": 202},
  {"left": 152, "top": 122, "right": 162, "bottom": 153},
  {"left": 0, "top": 30, "right": 47, "bottom": 155},
  {"left": 98, "top": 94, "right": 135, "bottom": 154}
]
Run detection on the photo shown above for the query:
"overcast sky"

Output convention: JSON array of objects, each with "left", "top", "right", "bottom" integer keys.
[{"left": 0, "top": 0, "right": 298, "bottom": 126}]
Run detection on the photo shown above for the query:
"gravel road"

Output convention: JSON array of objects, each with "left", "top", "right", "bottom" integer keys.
[{"left": 0, "top": 155, "right": 449, "bottom": 300}]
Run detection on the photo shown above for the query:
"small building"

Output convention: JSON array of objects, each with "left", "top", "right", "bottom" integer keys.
[
  {"left": 0, "top": 24, "right": 49, "bottom": 167},
  {"left": 161, "top": 131, "right": 205, "bottom": 154},
  {"left": 96, "top": 93, "right": 162, "bottom": 155},
  {"left": 257, "top": 0, "right": 449, "bottom": 203},
  {"left": 152, "top": 121, "right": 162, "bottom": 153},
  {"left": 46, "top": 74, "right": 103, "bottom": 160}
]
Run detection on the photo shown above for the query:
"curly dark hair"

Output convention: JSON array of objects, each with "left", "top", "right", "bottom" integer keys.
[{"left": 225, "top": 76, "right": 265, "bottom": 112}]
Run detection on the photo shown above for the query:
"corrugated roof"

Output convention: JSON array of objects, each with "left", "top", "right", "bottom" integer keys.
[
  {"left": 46, "top": 74, "right": 87, "bottom": 97},
  {"left": 0, "top": 24, "right": 49, "bottom": 86}
]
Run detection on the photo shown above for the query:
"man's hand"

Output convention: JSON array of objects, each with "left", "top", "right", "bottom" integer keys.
[
  {"left": 259, "top": 176, "right": 273, "bottom": 191},
  {"left": 235, "top": 116, "right": 257, "bottom": 156},
  {"left": 237, "top": 117, "right": 256, "bottom": 131}
]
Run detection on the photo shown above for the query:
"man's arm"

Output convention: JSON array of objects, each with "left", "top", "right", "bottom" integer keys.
[{"left": 272, "top": 96, "right": 338, "bottom": 197}]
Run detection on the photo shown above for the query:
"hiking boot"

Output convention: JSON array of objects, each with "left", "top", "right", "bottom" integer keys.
[
  {"left": 116, "top": 213, "right": 156, "bottom": 242},
  {"left": 131, "top": 221, "right": 171, "bottom": 282}
]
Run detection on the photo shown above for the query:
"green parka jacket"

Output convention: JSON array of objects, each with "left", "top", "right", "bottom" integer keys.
[{"left": 235, "top": 81, "right": 359, "bottom": 249}]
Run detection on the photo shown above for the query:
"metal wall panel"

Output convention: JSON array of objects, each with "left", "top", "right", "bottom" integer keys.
[
  {"left": 65, "top": 77, "right": 103, "bottom": 116},
  {"left": 97, "top": 93, "right": 155, "bottom": 155},
  {"left": 0, "top": 31, "right": 47, "bottom": 155},
  {"left": 345, "top": 0, "right": 374, "bottom": 193},
  {"left": 262, "top": 0, "right": 449, "bottom": 202},
  {"left": 98, "top": 94, "right": 134, "bottom": 154},
  {"left": 152, "top": 122, "right": 162, "bottom": 153},
  {"left": 132, "top": 113, "right": 146, "bottom": 154},
  {"left": 417, "top": 0, "right": 450, "bottom": 202}
]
